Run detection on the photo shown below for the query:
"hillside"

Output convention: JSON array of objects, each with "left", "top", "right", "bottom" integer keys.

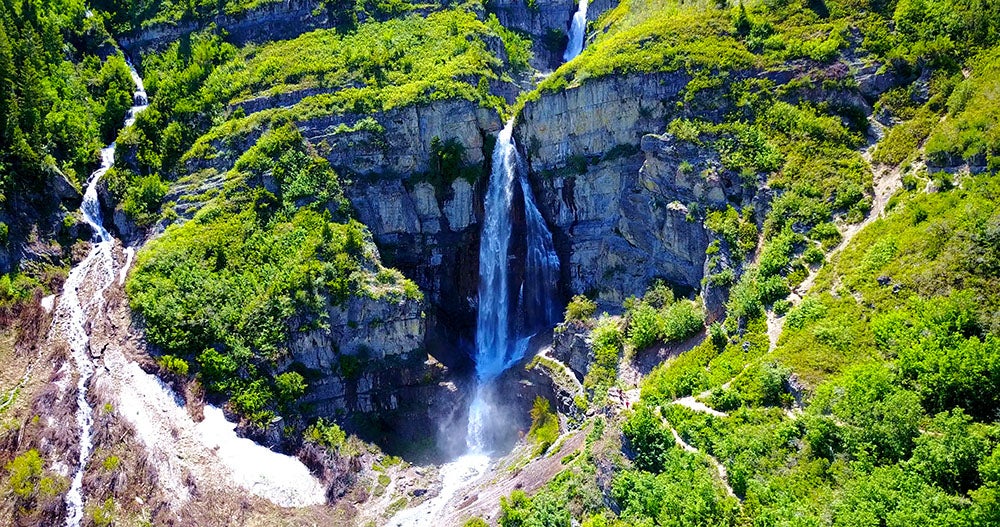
[{"left": 0, "top": 0, "right": 999, "bottom": 525}]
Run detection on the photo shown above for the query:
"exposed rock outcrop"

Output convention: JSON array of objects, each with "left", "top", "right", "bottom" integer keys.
[
  {"left": 120, "top": 0, "right": 339, "bottom": 53},
  {"left": 550, "top": 321, "right": 592, "bottom": 383},
  {"left": 514, "top": 72, "right": 732, "bottom": 307},
  {"left": 317, "top": 100, "right": 503, "bottom": 367}
]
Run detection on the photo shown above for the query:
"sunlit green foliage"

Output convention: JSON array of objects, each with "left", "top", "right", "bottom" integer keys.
[
  {"left": 583, "top": 316, "right": 624, "bottom": 402},
  {"left": 528, "top": 396, "right": 560, "bottom": 455},
  {"left": 625, "top": 283, "right": 705, "bottom": 352},
  {"left": 564, "top": 294, "right": 597, "bottom": 322}
]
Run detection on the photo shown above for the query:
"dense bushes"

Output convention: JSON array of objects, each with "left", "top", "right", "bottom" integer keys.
[
  {"left": 583, "top": 317, "right": 624, "bottom": 402},
  {"left": 622, "top": 404, "right": 674, "bottom": 473},
  {"left": 612, "top": 455, "right": 738, "bottom": 527},
  {"left": 528, "top": 396, "right": 560, "bottom": 455},
  {"left": 564, "top": 294, "right": 597, "bottom": 322},
  {"left": 625, "top": 283, "right": 705, "bottom": 352},
  {"left": 0, "top": 0, "right": 133, "bottom": 202}
]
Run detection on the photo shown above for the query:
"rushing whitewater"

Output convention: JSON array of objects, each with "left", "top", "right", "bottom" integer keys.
[
  {"left": 55, "top": 64, "right": 146, "bottom": 527},
  {"left": 472, "top": 121, "right": 519, "bottom": 386},
  {"left": 392, "top": 118, "right": 561, "bottom": 524},
  {"left": 55, "top": 63, "right": 324, "bottom": 525},
  {"left": 467, "top": 119, "right": 560, "bottom": 452},
  {"left": 564, "top": 0, "right": 589, "bottom": 62}
]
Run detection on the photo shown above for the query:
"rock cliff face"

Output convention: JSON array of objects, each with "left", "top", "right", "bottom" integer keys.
[
  {"left": 172, "top": 98, "right": 503, "bottom": 367},
  {"left": 303, "top": 99, "right": 502, "bottom": 177},
  {"left": 120, "top": 0, "right": 333, "bottom": 53},
  {"left": 514, "top": 72, "right": 739, "bottom": 307},
  {"left": 283, "top": 291, "right": 461, "bottom": 453},
  {"left": 312, "top": 100, "right": 503, "bottom": 367},
  {"left": 0, "top": 168, "right": 87, "bottom": 278}
]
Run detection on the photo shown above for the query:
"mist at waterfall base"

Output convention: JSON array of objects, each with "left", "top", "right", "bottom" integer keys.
[{"left": 564, "top": 0, "right": 589, "bottom": 61}]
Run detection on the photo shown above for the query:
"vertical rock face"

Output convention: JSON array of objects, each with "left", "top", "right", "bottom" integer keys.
[
  {"left": 312, "top": 100, "right": 504, "bottom": 368},
  {"left": 302, "top": 100, "right": 502, "bottom": 177},
  {"left": 514, "top": 72, "right": 763, "bottom": 315},
  {"left": 120, "top": 0, "right": 333, "bottom": 52},
  {"left": 514, "top": 72, "right": 740, "bottom": 306},
  {"left": 281, "top": 291, "right": 463, "bottom": 453},
  {"left": 0, "top": 167, "right": 87, "bottom": 276},
  {"left": 516, "top": 73, "right": 690, "bottom": 169}
]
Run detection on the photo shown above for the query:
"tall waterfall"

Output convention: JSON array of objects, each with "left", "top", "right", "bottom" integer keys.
[
  {"left": 60, "top": 63, "right": 147, "bottom": 527},
  {"left": 563, "top": 0, "right": 589, "bottom": 62},
  {"left": 466, "top": 119, "right": 560, "bottom": 453}
]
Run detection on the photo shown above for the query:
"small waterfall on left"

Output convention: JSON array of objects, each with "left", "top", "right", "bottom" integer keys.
[{"left": 57, "top": 63, "right": 147, "bottom": 527}]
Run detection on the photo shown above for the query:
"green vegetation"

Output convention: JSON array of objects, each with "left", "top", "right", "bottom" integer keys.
[
  {"left": 925, "top": 48, "right": 1000, "bottom": 170},
  {"left": 0, "top": 0, "right": 133, "bottom": 196},
  {"left": 4, "top": 449, "right": 62, "bottom": 502},
  {"left": 624, "top": 282, "right": 705, "bottom": 352},
  {"left": 94, "top": 0, "right": 422, "bottom": 33},
  {"left": 564, "top": 294, "right": 597, "bottom": 322},
  {"left": 304, "top": 418, "right": 348, "bottom": 451},
  {"left": 0, "top": 0, "right": 141, "bottom": 295},
  {"left": 528, "top": 396, "right": 560, "bottom": 455},
  {"left": 108, "top": 8, "right": 523, "bottom": 225},
  {"left": 582, "top": 316, "right": 624, "bottom": 402},
  {"left": 127, "top": 126, "right": 419, "bottom": 425},
  {"left": 602, "top": 167, "right": 1000, "bottom": 526}
]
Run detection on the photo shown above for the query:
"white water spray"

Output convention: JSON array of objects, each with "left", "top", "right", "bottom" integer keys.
[
  {"left": 57, "top": 63, "right": 146, "bottom": 527},
  {"left": 563, "top": 0, "right": 589, "bottom": 62}
]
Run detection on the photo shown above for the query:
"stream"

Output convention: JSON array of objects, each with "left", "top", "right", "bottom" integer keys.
[{"left": 53, "top": 63, "right": 324, "bottom": 525}]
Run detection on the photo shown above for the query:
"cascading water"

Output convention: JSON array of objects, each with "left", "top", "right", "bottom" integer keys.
[
  {"left": 392, "top": 119, "right": 561, "bottom": 526},
  {"left": 467, "top": 119, "right": 561, "bottom": 453},
  {"left": 58, "top": 63, "right": 147, "bottom": 527},
  {"left": 563, "top": 0, "right": 589, "bottom": 62}
]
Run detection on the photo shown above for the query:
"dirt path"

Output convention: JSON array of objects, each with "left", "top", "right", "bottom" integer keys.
[
  {"left": 768, "top": 121, "right": 903, "bottom": 351},
  {"left": 673, "top": 396, "right": 727, "bottom": 418},
  {"left": 665, "top": 421, "right": 735, "bottom": 498}
]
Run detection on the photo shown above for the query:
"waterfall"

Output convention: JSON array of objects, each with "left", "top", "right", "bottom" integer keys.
[
  {"left": 471, "top": 121, "right": 518, "bottom": 385},
  {"left": 60, "top": 62, "right": 147, "bottom": 527},
  {"left": 563, "top": 0, "right": 589, "bottom": 62},
  {"left": 466, "top": 119, "right": 560, "bottom": 453}
]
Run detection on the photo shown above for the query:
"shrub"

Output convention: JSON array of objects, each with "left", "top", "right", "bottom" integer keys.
[
  {"left": 802, "top": 245, "right": 824, "bottom": 264},
  {"left": 275, "top": 371, "right": 307, "bottom": 403},
  {"left": 628, "top": 303, "right": 661, "bottom": 351},
  {"left": 584, "top": 317, "right": 624, "bottom": 400},
  {"left": 564, "top": 294, "right": 597, "bottom": 322},
  {"left": 305, "top": 418, "right": 347, "bottom": 450},
  {"left": 528, "top": 396, "right": 560, "bottom": 455},
  {"left": 122, "top": 173, "right": 168, "bottom": 225},
  {"left": 157, "top": 355, "right": 189, "bottom": 376},
  {"left": 660, "top": 300, "right": 705, "bottom": 342},
  {"left": 7, "top": 450, "right": 44, "bottom": 500},
  {"left": 622, "top": 404, "right": 674, "bottom": 472}
]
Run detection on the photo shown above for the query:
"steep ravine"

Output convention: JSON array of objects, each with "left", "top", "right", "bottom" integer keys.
[{"left": 44, "top": 65, "right": 328, "bottom": 525}]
